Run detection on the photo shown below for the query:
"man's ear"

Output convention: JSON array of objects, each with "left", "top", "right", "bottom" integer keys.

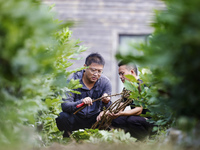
[
  {"left": 130, "top": 69, "right": 135, "bottom": 75},
  {"left": 131, "top": 69, "right": 138, "bottom": 79},
  {"left": 84, "top": 64, "right": 87, "bottom": 67}
]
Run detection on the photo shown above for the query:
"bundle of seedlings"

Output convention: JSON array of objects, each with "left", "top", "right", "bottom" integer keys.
[{"left": 91, "top": 88, "right": 131, "bottom": 130}]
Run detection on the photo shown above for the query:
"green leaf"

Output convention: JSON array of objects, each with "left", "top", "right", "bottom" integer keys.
[{"left": 124, "top": 74, "right": 137, "bottom": 82}]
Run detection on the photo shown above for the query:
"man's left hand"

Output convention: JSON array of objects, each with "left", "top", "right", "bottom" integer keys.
[{"left": 101, "top": 93, "right": 110, "bottom": 104}]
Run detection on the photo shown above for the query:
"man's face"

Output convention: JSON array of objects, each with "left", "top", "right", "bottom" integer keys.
[
  {"left": 84, "top": 63, "right": 103, "bottom": 83},
  {"left": 118, "top": 65, "right": 133, "bottom": 83}
]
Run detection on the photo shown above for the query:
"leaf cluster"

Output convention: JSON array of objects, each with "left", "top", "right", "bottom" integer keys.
[
  {"left": 0, "top": 0, "right": 86, "bottom": 149},
  {"left": 116, "top": 0, "right": 200, "bottom": 133},
  {"left": 36, "top": 17, "right": 86, "bottom": 146},
  {"left": 71, "top": 129, "right": 136, "bottom": 143}
]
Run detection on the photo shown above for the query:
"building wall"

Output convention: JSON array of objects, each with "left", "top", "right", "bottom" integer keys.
[{"left": 43, "top": 0, "right": 164, "bottom": 94}]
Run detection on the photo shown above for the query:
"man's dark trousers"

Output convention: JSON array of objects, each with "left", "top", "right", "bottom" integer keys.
[
  {"left": 111, "top": 115, "right": 153, "bottom": 140},
  {"left": 56, "top": 112, "right": 99, "bottom": 137}
]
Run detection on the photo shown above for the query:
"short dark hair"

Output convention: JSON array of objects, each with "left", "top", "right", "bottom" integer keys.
[
  {"left": 85, "top": 53, "right": 105, "bottom": 66},
  {"left": 118, "top": 60, "right": 138, "bottom": 76}
]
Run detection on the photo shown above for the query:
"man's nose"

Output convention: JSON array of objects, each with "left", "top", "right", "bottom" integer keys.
[{"left": 93, "top": 72, "right": 99, "bottom": 75}]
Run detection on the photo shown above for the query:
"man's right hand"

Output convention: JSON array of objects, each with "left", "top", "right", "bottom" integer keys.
[{"left": 82, "top": 97, "right": 93, "bottom": 106}]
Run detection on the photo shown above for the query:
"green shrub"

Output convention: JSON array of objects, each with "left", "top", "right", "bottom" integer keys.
[
  {"left": 0, "top": 0, "right": 86, "bottom": 149},
  {"left": 116, "top": 0, "right": 200, "bottom": 132},
  {"left": 71, "top": 129, "right": 136, "bottom": 143}
]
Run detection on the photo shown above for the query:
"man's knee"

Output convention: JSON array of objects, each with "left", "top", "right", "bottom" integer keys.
[
  {"left": 112, "top": 116, "right": 127, "bottom": 125},
  {"left": 127, "top": 116, "right": 145, "bottom": 125},
  {"left": 57, "top": 112, "right": 69, "bottom": 119},
  {"left": 55, "top": 112, "right": 70, "bottom": 131}
]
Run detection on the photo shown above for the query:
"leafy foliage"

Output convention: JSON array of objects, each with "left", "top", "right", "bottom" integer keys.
[
  {"left": 0, "top": 0, "right": 56, "bottom": 149},
  {"left": 0, "top": 0, "right": 86, "bottom": 149},
  {"left": 71, "top": 129, "right": 136, "bottom": 143},
  {"left": 116, "top": 0, "right": 200, "bottom": 133},
  {"left": 36, "top": 12, "right": 86, "bottom": 146}
]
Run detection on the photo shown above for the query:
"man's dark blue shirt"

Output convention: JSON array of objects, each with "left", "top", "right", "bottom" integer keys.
[{"left": 61, "top": 70, "right": 112, "bottom": 118}]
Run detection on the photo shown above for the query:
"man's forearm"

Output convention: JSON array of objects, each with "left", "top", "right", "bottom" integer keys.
[
  {"left": 61, "top": 99, "right": 83, "bottom": 112},
  {"left": 119, "top": 107, "right": 143, "bottom": 116}
]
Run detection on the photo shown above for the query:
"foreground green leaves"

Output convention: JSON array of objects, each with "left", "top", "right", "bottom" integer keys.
[
  {"left": 71, "top": 129, "right": 136, "bottom": 143},
  {"left": 0, "top": 0, "right": 57, "bottom": 148},
  {"left": 0, "top": 0, "right": 86, "bottom": 149},
  {"left": 116, "top": 0, "right": 200, "bottom": 148}
]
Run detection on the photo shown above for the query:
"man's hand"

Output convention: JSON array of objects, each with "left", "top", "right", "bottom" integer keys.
[
  {"left": 96, "top": 111, "right": 105, "bottom": 122},
  {"left": 108, "top": 112, "right": 120, "bottom": 119},
  {"left": 101, "top": 93, "right": 110, "bottom": 104},
  {"left": 82, "top": 97, "right": 93, "bottom": 106}
]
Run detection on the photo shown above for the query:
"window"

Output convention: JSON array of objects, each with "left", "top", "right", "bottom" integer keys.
[{"left": 117, "top": 34, "right": 149, "bottom": 93}]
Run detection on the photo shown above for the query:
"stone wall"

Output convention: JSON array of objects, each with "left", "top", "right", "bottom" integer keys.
[{"left": 43, "top": 0, "right": 164, "bottom": 94}]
